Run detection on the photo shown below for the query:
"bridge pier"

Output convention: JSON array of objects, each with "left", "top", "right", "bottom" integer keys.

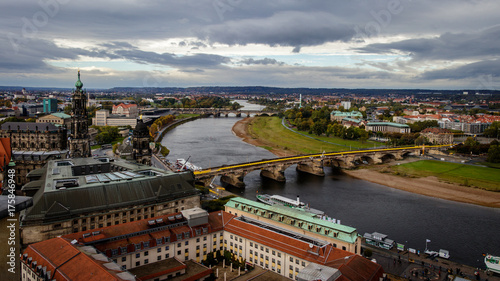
[
  {"left": 197, "top": 176, "right": 216, "bottom": 187},
  {"left": 296, "top": 159, "right": 324, "bottom": 176},
  {"left": 260, "top": 164, "right": 290, "bottom": 182},
  {"left": 220, "top": 172, "right": 246, "bottom": 188}
]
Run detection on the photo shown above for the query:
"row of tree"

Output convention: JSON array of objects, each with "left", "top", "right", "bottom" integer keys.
[{"left": 149, "top": 115, "right": 175, "bottom": 138}]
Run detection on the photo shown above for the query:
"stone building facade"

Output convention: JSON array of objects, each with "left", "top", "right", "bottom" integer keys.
[
  {"left": 20, "top": 157, "right": 200, "bottom": 245},
  {"left": 0, "top": 122, "right": 67, "bottom": 188},
  {"left": 421, "top": 127, "right": 454, "bottom": 144}
]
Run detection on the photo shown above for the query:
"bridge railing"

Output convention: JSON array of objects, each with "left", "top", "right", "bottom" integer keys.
[{"left": 193, "top": 144, "right": 453, "bottom": 176}]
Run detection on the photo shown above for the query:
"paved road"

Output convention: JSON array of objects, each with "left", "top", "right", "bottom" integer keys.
[{"left": 364, "top": 243, "right": 499, "bottom": 281}]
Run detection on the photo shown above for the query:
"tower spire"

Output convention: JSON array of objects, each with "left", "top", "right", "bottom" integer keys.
[{"left": 75, "top": 70, "right": 83, "bottom": 91}]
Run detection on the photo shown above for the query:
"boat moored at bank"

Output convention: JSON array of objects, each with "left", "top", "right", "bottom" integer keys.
[
  {"left": 485, "top": 254, "right": 500, "bottom": 274},
  {"left": 256, "top": 194, "right": 326, "bottom": 218}
]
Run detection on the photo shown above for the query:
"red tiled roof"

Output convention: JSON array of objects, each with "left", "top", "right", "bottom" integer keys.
[
  {"left": 63, "top": 211, "right": 223, "bottom": 258},
  {"left": 22, "top": 237, "right": 133, "bottom": 281}
]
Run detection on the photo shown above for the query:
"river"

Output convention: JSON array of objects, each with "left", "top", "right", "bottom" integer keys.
[{"left": 161, "top": 100, "right": 500, "bottom": 268}]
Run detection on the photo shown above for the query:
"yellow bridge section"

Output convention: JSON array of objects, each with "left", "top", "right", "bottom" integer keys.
[{"left": 193, "top": 144, "right": 452, "bottom": 176}]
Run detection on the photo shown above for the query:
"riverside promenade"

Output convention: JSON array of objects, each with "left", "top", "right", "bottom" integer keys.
[{"left": 364, "top": 243, "right": 499, "bottom": 281}]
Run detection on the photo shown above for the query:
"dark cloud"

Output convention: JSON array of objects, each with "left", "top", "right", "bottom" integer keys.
[
  {"left": 197, "top": 11, "right": 356, "bottom": 49},
  {"left": 420, "top": 59, "right": 500, "bottom": 80},
  {"left": 113, "top": 49, "right": 230, "bottom": 68},
  {"left": 357, "top": 25, "right": 500, "bottom": 61}
]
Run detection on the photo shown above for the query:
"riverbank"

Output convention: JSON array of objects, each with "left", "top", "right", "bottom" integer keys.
[{"left": 232, "top": 117, "right": 500, "bottom": 208}]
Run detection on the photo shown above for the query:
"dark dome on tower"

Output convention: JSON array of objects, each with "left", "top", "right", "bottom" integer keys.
[{"left": 134, "top": 119, "right": 149, "bottom": 137}]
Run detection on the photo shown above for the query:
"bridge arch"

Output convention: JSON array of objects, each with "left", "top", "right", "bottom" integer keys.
[
  {"left": 380, "top": 153, "right": 396, "bottom": 163},
  {"left": 358, "top": 155, "right": 374, "bottom": 165}
]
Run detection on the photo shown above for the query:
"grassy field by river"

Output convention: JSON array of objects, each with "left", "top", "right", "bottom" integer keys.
[
  {"left": 247, "top": 116, "right": 383, "bottom": 155},
  {"left": 390, "top": 160, "right": 500, "bottom": 191}
]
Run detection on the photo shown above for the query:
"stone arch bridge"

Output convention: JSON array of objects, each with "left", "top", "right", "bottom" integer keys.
[
  {"left": 175, "top": 108, "right": 279, "bottom": 117},
  {"left": 193, "top": 145, "right": 448, "bottom": 188}
]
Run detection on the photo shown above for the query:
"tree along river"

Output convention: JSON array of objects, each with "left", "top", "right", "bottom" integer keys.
[{"left": 161, "top": 102, "right": 500, "bottom": 269}]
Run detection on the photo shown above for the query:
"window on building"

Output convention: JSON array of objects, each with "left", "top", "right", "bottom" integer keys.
[
  {"left": 177, "top": 250, "right": 181, "bottom": 255},
  {"left": 157, "top": 248, "right": 161, "bottom": 253},
  {"left": 165, "top": 253, "right": 169, "bottom": 258},
  {"left": 290, "top": 257, "right": 293, "bottom": 262},
  {"left": 302, "top": 261, "right": 305, "bottom": 267},
  {"left": 136, "top": 261, "right": 140, "bottom": 267},
  {"left": 144, "top": 259, "right": 149, "bottom": 264},
  {"left": 278, "top": 252, "right": 281, "bottom": 258},
  {"left": 185, "top": 241, "right": 189, "bottom": 246},
  {"left": 165, "top": 246, "right": 169, "bottom": 251},
  {"left": 157, "top": 256, "right": 161, "bottom": 261},
  {"left": 156, "top": 238, "right": 163, "bottom": 245},
  {"left": 250, "top": 242, "right": 253, "bottom": 247},
  {"left": 135, "top": 253, "right": 140, "bottom": 258},
  {"left": 296, "top": 259, "right": 299, "bottom": 265},
  {"left": 196, "top": 238, "right": 200, "bottom": 243},
  {"left": 144, "top": 241, "right": 149, "bottom": 248},
  {"left": 121, "top": 257, "right": 126, "bottom": 262},
  {"left": 342, "top": 246, "right": 346, "bottom": 251}
]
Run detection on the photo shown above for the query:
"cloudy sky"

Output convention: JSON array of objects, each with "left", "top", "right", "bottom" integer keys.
[{"left": 1, "top": 0, "right": 499, "bottom": 89}]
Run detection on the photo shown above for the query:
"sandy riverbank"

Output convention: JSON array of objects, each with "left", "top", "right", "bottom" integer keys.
[{"left": 232, "top": 117, "right": 500, "bottom": 208}]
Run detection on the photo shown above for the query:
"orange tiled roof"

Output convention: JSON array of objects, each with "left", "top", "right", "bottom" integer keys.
[{"left": 22, "top": 237, "right": 133, "bottom": 281}]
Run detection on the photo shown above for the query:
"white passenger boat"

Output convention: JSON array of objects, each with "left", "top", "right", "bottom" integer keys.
[
  {"left": 363, "top": 232, "right": 395, "bottom": 250},
  {"left": 485, "top": 254, "right": 500, "bottom": 274},
  {"left": 175, "top": 158, "right": 202, "bottom": 172},
  {"left": 256, "top": 194, "right": 326, "bottom": 218}
]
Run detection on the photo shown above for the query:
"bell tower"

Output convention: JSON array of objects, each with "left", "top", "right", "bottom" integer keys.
[
  {"left": 132, "top": 118, "right": 152, "bottom": 165},
  {"left": 68, "top": 70, "right": 91, "bottom": 158}
]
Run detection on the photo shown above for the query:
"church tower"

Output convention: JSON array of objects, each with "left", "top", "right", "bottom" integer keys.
[
  {"left": 68, "top": 70, "right": 91, "bottom": 158},
  {"left": 132, "top": 118, "right": 152, "bottom": 165}
]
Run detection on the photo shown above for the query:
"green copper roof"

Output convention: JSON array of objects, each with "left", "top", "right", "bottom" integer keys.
[
  {"left": 51, "top": 112, "right": 71, "bottom": 119},
  {"left": 75, "top": 70, "right": 83, "bottom": 89},
  {"left": 331, "top": 111, "right": 363, "bottom": 117},
  {"left": 225, "top": 197, "right": 358, "bottom": 244}
]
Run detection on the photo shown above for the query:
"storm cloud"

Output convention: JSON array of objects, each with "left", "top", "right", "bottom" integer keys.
[{"left": 0, "top": 0, "right": 499, "bottom": 88}]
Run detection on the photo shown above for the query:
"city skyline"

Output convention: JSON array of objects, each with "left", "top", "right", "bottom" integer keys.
[{"left": 1, "top": 0, "right": 499, "bottom": 90}]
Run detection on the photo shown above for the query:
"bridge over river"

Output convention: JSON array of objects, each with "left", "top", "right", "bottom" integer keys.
[
  {"left": 175, "top": 108, "right": 279, "bottom": 117},
  {"left": 193, "top": 145, "right": 451, "bottom": 188}
]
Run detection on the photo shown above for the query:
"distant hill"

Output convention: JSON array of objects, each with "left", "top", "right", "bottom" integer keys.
[{"left": 1, "top": 85, "right": 498, "bottom": 96}]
